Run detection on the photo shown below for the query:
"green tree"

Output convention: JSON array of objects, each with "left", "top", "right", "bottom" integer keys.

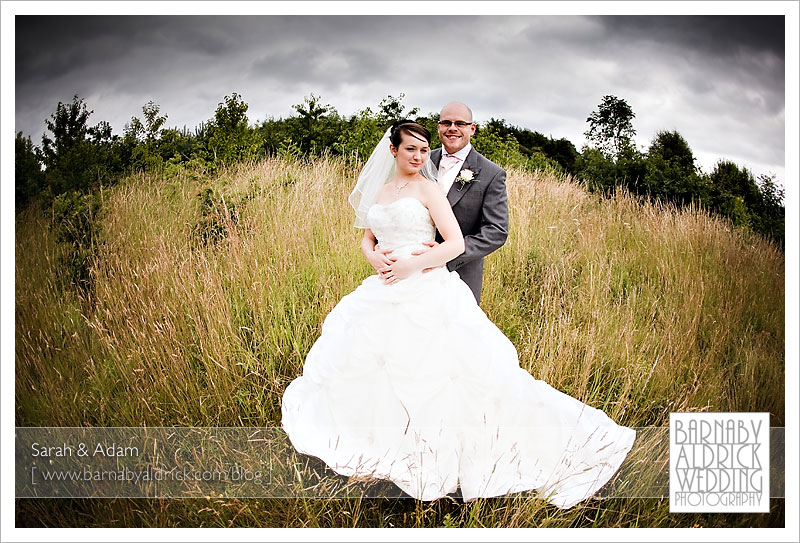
[
  {"left": 332, "top": 94, "right": 420, "bottom": 162},
  {"left": 585, "top": 95, "right": 636, "bottom": 161},
  {"left": 156, "top": 127, "right": 195, "bottom": 162},
  {"left": 752, "top": 173, "right": 785, "bottom": 243},
  {"left": 615, "top": 146, "right": 647, "bottom": 193},
  {"left": 207, "top": 93, "right": 261, "bottom": 166},
  {"left": 376, "top": 93, "right": 419, "bottom": 125},
  {"left": 141, "top": 100, "right": 168, "bottom": 141},
  {"left": 125, "top": 101, "right": 170, "bottom": 171},
  {"left": 708, "top": 161, "right": 760, "bottom": 229},
  {"left": 86, "top": 119, "right": 126, "bottom": 185},
  {"left": 472, "top": 124, "right": 527, "bottom": 169},
  {"left": 576, "top": 143, "right": 645, "bottom": 195},
  {"left": 643, "top": 130, "right": 707, "bottom": 204},
  {"left": 40, "top": 95, "right": 98, "bottom": 194},
  {"left": 706, "top": 161, "right": 784, "bottom": 242},
  {"left": 577, "top": 147, "right": 618, "bottom": 192},
  {"left": 485, "top": 118, "right": 580, "bottom": 174},
  {"left": 334, "top": 107, "right": 383, "bottom": 162},
  {"left": 293, "top": 92, "right": 333, "bottom": 126},
  {"left": 710, "top": 160, "right": 761, "bottom": 209},
  {"left": 544, "top": 137, "right": 581, "bottom": 174},
  {"left": 15, "top": 132, "right": 45, "bottom": 209},
  {"left": 413, "top": 113, "right": 441, "bottom": 150},
  {"left": 125, "top": 100, "right": 167, "bottom": 142},
  {"left": 291, "top": 93, "right": 341, "bottom": 155}
]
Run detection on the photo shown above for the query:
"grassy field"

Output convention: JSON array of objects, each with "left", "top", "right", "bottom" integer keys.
[{"left": 15, "top": 155, "right": 785, "bottom": 528}]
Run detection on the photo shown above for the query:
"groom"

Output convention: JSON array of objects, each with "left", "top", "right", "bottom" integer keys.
[
  {"left": 367, "top": 101, "right": 509, "bottom": 304},
  {"left": 424, "top": 101, "right": 509, "bottom": 304}
]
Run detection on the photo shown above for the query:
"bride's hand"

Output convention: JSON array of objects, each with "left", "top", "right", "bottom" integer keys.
[
  {"left": 411, "top": 240, "right": 443, "bottom": 273},
  {"left": 366, "top": 247, "right": 395, "bottom": 273},
  {"left": 378, "top": 258, "right": 417, "bottom": 285}
]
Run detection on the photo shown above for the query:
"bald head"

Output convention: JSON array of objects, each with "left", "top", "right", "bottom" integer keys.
[{"left": 440, "top": 101, "right": 473, "bottom": 122}]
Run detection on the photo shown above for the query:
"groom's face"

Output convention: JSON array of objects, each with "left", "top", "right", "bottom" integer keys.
[{"left": 438, "top": 103, "right": 476, "bottom": 154}]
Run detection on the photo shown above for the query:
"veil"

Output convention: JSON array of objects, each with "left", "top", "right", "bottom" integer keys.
[{"left": 348, "top": 128, "right": 439, "bottom": 229}]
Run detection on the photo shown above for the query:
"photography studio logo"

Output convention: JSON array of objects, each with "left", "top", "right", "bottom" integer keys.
[{"left": 669, "top": 412, "right": 769, "bottom": 512}]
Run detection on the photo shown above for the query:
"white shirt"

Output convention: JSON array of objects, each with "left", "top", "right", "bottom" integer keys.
[{"left": 437, "top": 143, "right": 472, "bottom": 195}]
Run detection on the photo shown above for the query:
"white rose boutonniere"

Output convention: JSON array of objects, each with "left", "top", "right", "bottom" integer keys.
[{"left": 455, "top": 168, "right": 478, "bottom": 191}]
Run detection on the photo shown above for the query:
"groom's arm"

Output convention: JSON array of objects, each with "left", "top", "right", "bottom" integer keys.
[{"left": 447, "top": 165, "right": 509, "bottom": 271}]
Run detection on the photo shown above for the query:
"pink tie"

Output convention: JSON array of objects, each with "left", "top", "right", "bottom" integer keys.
[{"left": 439, "top": 153, "right": 461, "bottom": 174}]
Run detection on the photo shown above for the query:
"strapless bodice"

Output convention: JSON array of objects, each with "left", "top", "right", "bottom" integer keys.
[{"left": 366, "top": 197, "right": 436, "bottom": 260}]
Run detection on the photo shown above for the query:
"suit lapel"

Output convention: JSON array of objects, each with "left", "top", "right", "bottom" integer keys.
[
  {"left": 446, "top": 148, "right": 479, "bottom": 207},
  {"left": 431, "top": 148, "right": 442, "bottom": 169}
]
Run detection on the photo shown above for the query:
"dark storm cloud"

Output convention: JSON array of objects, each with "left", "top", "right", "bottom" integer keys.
[
  {"left": 13, "top": 14, "right": 787, "bottom": 181},
  {"left": 599, "top": 16, "right": 786, "bottom": 104},
  {"left": 16, "top": 16, "right": 170, "bottom": 85},
  {"left": 248, "top": 45, "right": 388, "bottom": 90},
  {"left": 593, "top": 16, "right": 784, "bottom": 60}
]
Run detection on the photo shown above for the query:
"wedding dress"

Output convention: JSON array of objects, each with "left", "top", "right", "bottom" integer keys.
[{"left": 281, "top": 196, "right": 636, "bottom": 508}]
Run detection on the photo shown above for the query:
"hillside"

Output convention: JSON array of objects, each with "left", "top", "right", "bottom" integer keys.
[{"left": 15, "top": 156, "right": 784, "bottom": 527}]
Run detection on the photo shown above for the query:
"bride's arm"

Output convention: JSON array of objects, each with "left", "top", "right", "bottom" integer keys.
[
  {"left": 379, "top": 185, "right": 464, "bottom": 284},
  {"left": 361, "top": 228, "right": 395, "bottom": 273}
]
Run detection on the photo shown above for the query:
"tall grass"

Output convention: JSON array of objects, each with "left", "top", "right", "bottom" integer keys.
[{"left": 15, "top": 155, "right": 784, "bottom": 527}]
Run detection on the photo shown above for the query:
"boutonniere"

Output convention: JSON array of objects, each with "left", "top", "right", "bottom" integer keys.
[{"left": 455, "top": 168, "right": 479, "bottom": 191}]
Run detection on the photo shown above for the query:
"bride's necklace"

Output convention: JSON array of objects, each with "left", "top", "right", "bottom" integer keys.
[{"left": 393, "top": 179, "right": 411, "bottom": 194}]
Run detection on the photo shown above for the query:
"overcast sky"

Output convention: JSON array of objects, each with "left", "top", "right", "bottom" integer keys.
[{"left": 13, "top": 12, "right": 788, "bottom": 181}]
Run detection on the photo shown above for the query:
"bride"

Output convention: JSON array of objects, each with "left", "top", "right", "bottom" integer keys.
[{"left": 281, "top": 121, "right": 636, "bottom": 508}]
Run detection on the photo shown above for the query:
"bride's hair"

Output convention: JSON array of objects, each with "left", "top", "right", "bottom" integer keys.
[{"left": 389, "top": 120, "right": 431, "bottom": 147}]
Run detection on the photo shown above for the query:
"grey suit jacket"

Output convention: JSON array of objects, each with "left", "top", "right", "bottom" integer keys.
[{"left": 430, "top": 146, "right": 509, "bottom": 304}]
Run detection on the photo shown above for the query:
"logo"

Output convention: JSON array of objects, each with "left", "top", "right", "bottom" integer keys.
[{"left": 669, "top": 412, "right": 769, "bottom": 512}]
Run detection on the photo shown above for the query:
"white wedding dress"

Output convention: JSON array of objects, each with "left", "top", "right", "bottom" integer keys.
[{"left": 281, "top": 197, "right": 636, "bottom": 508}]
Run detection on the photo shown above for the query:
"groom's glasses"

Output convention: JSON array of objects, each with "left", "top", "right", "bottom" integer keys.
[{"left": 438, "top": 120, "right": 473, "bottom": 128}]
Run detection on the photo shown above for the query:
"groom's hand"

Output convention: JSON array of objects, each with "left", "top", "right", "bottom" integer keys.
[
  {"left": 366, "top": 245, "right": 396, "bottom": 275},
  {"left": 411, "top": 240, "right": 443, "bottom": 273}
]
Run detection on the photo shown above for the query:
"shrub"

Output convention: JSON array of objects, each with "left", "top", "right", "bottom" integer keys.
[{"left": 50, "top": 190, "right": 103, "bottom": 294}]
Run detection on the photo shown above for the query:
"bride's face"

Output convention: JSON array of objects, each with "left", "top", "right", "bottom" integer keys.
[{"left": 391, "top": 132, "right": 430, "bottom": 175}]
